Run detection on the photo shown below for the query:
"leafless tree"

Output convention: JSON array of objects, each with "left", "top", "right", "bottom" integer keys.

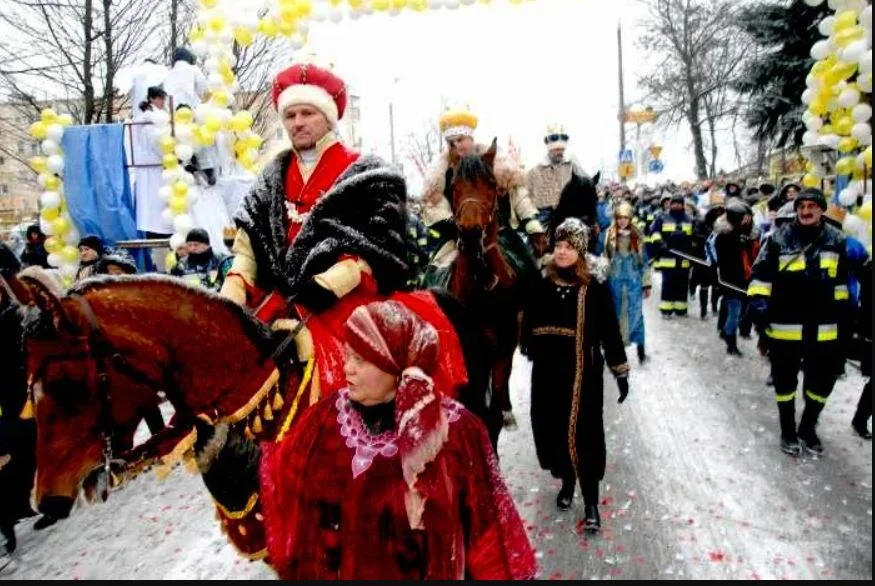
[
  {"left": 403, "top": 121, "right": 441, "bottom": 179},
  {"left": 636, "top": 0, "right": 748, "bottom": 179}
]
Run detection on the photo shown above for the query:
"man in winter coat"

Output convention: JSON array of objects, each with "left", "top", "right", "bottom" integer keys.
[
  {"left": 714, "top": 200, "right": 759, "bottom": 355},
  {"left": 525, "top": 125, "right": 585, "bottom": 231},
  {"left": 647, "top": 193, "right": 694, "bottom": 317},
  {"left": 748, "top": 189, "right": 854, "bottom": 457},
  {"left": 170, "top": 228, "right": 227, "bottom": 290}
]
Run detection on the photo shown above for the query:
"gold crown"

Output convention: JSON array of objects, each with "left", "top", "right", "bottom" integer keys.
[
  {"left": 545, "top": 123, "right": 566, "bottom": 135},
  {"left": 439, "top": 107, "right": 478, "bottom": 133},
  {"left": 222, "top": 225, "right": 238, "bottom": 239}
]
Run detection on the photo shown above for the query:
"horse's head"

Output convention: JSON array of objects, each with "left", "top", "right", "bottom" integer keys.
[
  {"left": 451, "top": 138, "right": 499, "bottom": 248},
  {"left": 17, "top": 268, "right": 167, "bottom": 517}
]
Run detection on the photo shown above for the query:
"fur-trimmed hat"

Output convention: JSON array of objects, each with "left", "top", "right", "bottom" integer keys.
[
  {"left": 271, "top": 62, "right": 347, "bottom": 126},
  {"left": 544, "top": 124, "right": 569, "bottom": 149},
  {"left": 186, "top": 227, "right": 211, "bottom": 245},
  {"left": 794, "top": 188, "right": 827, "bottom": 211},
  {"left": 439, "top": 107, "right": 477, "bottom": 142},
  {"left": 554, "top": 217, "right": 590, "bottom": 256},
  {"left": 97, "top": 252, "right": 137, "bottom": 275},
  {"left": 78, "top": 234, "right": 105, "bottom": 255}
]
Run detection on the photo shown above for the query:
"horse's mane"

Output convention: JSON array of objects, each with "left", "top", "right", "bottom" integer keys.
[
  {"left": 551, "top": 174, "right": 599, "bottom": 241},
  {"left": 69, "top": 275, "right": 274, "bottom": 347},
  {"left": 455, "top": 154, "right": 497, "bottom": 188}
]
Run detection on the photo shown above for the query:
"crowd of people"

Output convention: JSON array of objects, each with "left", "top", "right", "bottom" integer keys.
[{"left": 0, "top": 56, "right": 871, "bottom": 579}]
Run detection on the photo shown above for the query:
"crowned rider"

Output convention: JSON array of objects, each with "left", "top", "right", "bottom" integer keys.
[
  {"left": 420, "top": 107, "right": 548, "bottom": 285},
  {"left": 525, "top": 124, "right": 586, "bottom": 231}
]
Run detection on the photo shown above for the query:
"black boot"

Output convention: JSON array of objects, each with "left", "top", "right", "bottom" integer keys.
[
  {"left": 798, "top": 400, "right": 826, "bottom": 456},
  {"left": 725, "top": 334, "right": 743, "bottom": 356},
  {"left": 852, "top": 381, "right": 872, "bottom": 439},
  {"left": 33, "top": 514, "right": 58, "bottom": 530},
  {"left": 556, "top": 476, "right": 575, "bottom": 511},
  {"left": 778, "top": 400, "right": 800, "bottom": 457},
  {"left": 1, "top": 521, "right": 15, "bottom": 554},
  {"left": 636, "top": 344, "right": 647, "bottom": 364},
  {"left": 581, "top": 480, "right": 601, "bottom": 532}
]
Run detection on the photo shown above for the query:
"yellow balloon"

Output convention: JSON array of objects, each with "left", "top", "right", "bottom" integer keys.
[
  {"left": 410, "top": 0, "right": 426, "bottom": 9},
  {"left": 238, "top": 149, "right": 255, "bottom": 167},
  {"left": 44, "top": 175, "right": 61, "bottom": 191},
  {"left": 852, "top": 168, "right": 867, "bottom": 180},
  {"left": 204, "top": 115, "right": 222, "bottom": 133},
  {"left": 820, "top": 123, "right": 834, "bottom": 135},
  {"left": 30, "top": 122, "right": 48, "bottom": 140},
  {"left": 174, "top": 107, "right": 194, "bottom": 125},
  {"left": 44, "top": 236, "right": 62, "bottom": 254},
  {"left": 208, "top": 16, "right": 226, "bottom": 32},
  {"left": 190, "top": 26, "right": 205, "bottom": 41},
  {"left": 810, "top": 98, "right": 830, "bottom": 116},
  {"left": 834, "top": 116, "right": 854, "bottom": 136},
  {"left": 802, "top": 174, "right": 820, "bottom": 188},
  {"left": 40, "top": 108, "right": 57, "bottom": 124},
  {"left": 51, "top": 216, "right": 70, "bottom": 236},
  {"left": 811, "top": 60, "right": 830, "bottom": 76},
  {"left": 169, "top": 196, "right": 188, "bottom": 215},
  {"left": 29, "top": 156, "right": 48, "bottom": 173},
  {"left": 280, "top": 6, "right": 298, "bottom": 22},
  {"left": 234, "top": 111, "right": 253, "bottom": 132},
  {"left": 222, "top": 70, "right": 235, "bottom": 86},
  {"left": 212, "top": 90, "right": 230, "bottom": 107},
  {"left": 61, "top": 245, "right": 78, "bottom": 264},
  {"left": 57, "top": 113, "right": 74, "bottom": 126},
  {"left": 159, "top": 135, "right": 177, "bottom": 154},
  {"left": 838, "top": 136, "right": 859, "bottom": 153},
  {"left": 865, "top": 145, "right": 873, "bottom": 168},
  {"left": 836, "top": 156, "right": 856, "bottom": 176},
  {"left": 858, "top": 201, "right": 872, "bottom": 223},
  {"left": 60, "top": 275, "right": 74, "bottom": 290},
  {"left": 833, "top": 9, "right": 858, "bottom": 33},
  {"left": 278, "top": 19, "right": 296, "bottom": 36},
  {"left": 835, "top": 26, "right": 865, "bottom": 48},
  {"left": 201, "top": 0, "right": 218, "bottom": 7},
  {"left": 373, "top": 0, "right": 390, "bottom": 10},
  {"left": 201, "top": 130, "right": 216, "bottom": 146},
  {"left": 827, "top": 61, "right": 857, "bottom": 85},
  {"left": 163, "top": 153, "right": 179, "bottom": 169},
  {"left": 329, "top": 0, "right": 343, "bottom": 5},
  {"left": 41, "top": 207, "right": 59, "bottom": 222},
  {"left": 259, "top": 18, "right": 278, "bottom": 37},
  {"left": 348, "top": 0, "right": 364, "bottom": 7},
  {"left": 297, "top": 0, "right": 313, "bottom": 17},
  {"left": 391, "top": 0, "right": 408, "bottom": 9},
  {"left": 172, "top": 180, "right": 189, "bottom": 197},
  {"left": 165, "top": 251, "right": 178, "bottom": 271}
]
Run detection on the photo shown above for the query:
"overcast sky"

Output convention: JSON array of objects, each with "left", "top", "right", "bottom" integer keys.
[{"left": 301, "top": 0, "right": 745, "bottom": 187}]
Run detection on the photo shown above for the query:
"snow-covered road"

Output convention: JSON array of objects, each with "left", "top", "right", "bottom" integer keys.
[{"left": 3, "top": 285, "right": 871, "bottom": 579}]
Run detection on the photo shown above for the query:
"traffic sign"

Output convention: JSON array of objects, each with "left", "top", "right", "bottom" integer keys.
[
  {"left": 648, "top": 145, "right": 663, "bottom": 159},
  {"left": 619, "top": 162, "right": 636, "bottom": 178},
  {"left": 619, "top": 149, "right": 634, "bottom": 164},
  {"left": 648, "top": 159, "right": 664, "bottom": 174}
]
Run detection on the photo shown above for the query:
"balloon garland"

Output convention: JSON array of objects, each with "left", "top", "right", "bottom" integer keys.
[
  {"left": 800, "top": 0, "right": 872, "bottom": 249},
  {"left": 28, "top": 0, "right": 541, "bottom": 273},
  {"left": 27, "top": 109, "right": 78, "bottom": 288}
]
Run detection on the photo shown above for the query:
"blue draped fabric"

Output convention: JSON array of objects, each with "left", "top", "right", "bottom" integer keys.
[{"left": 61, "top": 124, "right": 150, "bottom": 270}]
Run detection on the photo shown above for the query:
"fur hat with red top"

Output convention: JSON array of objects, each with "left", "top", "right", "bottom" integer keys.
[{"left": 271, "top": 61, "right": 347, "bottom": 127}]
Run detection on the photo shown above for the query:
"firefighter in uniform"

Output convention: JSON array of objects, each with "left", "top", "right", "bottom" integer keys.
[
  {"left": 647, "top": 193, "right": 694, "bottom": 317},
  {"left": 748, "top": 188, "right": 854, "bottom": 457}
]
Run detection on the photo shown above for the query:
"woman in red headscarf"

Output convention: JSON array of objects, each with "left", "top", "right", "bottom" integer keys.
[{"left": 192, "top": 300, "right": 536, "bottom": 579}]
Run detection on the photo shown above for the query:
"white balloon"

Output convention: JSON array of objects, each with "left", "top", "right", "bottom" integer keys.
[
  {"left": 801, "top": 88, "right": 815, "bottom": 105},
  {"left": 806, "top": 73, "right": 823, "bottom": 89},
  {"left": 219, "top": 29, "right": 234, "bottom": 45},
  {"left": 818, "top": 133, "right": 841, "bottom": 149},
  {"left": 159, "top": 185, "right": 173, "bottom": 201},
  {"left": 838, "top": 87, "right": 861, "bottom": 108},
  {"left": 47, "top": 154, "right": 64, "bottom": 174},
  {"left": 329, "top": 7, "right": 343, "bottom": 22},
  {"left": 47, "top": 253, "right": 62, "bottom": 268},
  {"left": 162, "top": 209, "right": 174, "bottom": 226},
  {"left": 36, "top": 174, "right": 48, "bottom": 188},
  {"left": 860, "top": 51, "right": 873, "bottom": 74},
  {"left": 208, "top": 72, "right": 225, "bottom": 89},
  {"left": 862, "top": 5, "right": 872, "bottom": 30},
  {"left": 852, "top": 123, "right": 872, "bottom": 142},
  {"left": 428, "top": 0, "right": 444, "bottom": 8},
  {"left": 46, "top": 123, "right": 64, "bottom": 143},
  {"left": 805, "top": 116, "right": 824, "bottom": 131},
  {"left": 59, "top": 264, "right": 77, "bottom": 279},
  {"left": 311, "top": 3, "right": 329, "bottom": 21},
  {"left": 853, "top": 103, "right": 873, "bottom": 122},
  {"left": 64, "top": 228, "right": 79, "bottom": 245},
  {"left": 173, "top": 214, "right": 194, "bottom": 234},
  {"left": 445, "top": 0, "right": 460, "bottom": 8},
  {"left": 839, "top": 185, "right": 860, "bottom": 206},
  {"left": 40, "top": 191, "right": 61, "bottom": 209},
  {"left": 810, "top": 39, "right": 832, "bottom": 60},
  {"left": 461, "top": 0, "right": 476, "bottom": 4},
  {"left": 169, "top": 233, "right": 185, "bottom": 250},
  {"left": 803, "top": 130, "right": 819, "bottom": 146},
  {"left": 349, "top": 7, "right": 362, "bottom": 19},
  {"left": 41, "top": 140, "right": 60, "bottom": 156},
  {"left": 818, "top": 15, "right": 836, "bottom": 37},
  {"left": 183, "top": 171, "right": 196, "bottom": 186},
  {"left": 841, "top": 39, "right": 868, "bottom": 63},
  {"left": 859, "top": 73, "right": 872, "bottom": 93},
  {"left": 191, "top": 39, "right": 208, "bottom": 58},
  {"left": 195, "top": 103, "right": 212, "bottom": 124},
  {"left": 204, "top": 57, "right": 220, "bottom": 74},
  {"left": 290, "top": 34, "right": 306, "bottom": 50},
  {"left": 216, "top": 107, "right": 233, "bottom": 122},
  {"left": 297, "top": 21, "right": 310, "bottom": 35},
  {"left": 175, "top": 143, "right": 194, "bottom": 162},
  {"left": 804, "top": 0, "right": 825, "bottom": 5}
]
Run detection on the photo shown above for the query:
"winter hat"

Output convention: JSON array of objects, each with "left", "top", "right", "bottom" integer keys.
[
  {"left": 775, "top": 201, "right": 797, "bottom": 226},
  {"left": 271, "top": 61, "right": 347, "bottom": 127},
  {"left": 0, "top": 242, "right": 21, "bottom": 278},
  {"left": 759, "top": 183, "right": 776, "bottom": 196},
  {"left": 554, "top": 217, "right": 589, "bottom": 256},
  {"left": 185, "top": 228, "right": 211, "bottom": 245},
  {"left": 724, "top": 182, "right": 741, "bottom": 196},
  {"left": 78, "top": 235, "right": 105, "bottom": 256},
  {"left": 793, "top": 188, "right": 827, "bottom": 211},
  {"left": 725, "top": 199, "right": 752, "bottom": 228},
  {"left": 670, "top": 193, "right": 685, "bottom": 205},
  {"left": 779, "top": 183, "right": 801, "bottom": 202},
  {"left": 344, "top": 300, "right": 445, "bottom": 530},
  {"left": 439, "top": 107, "right": 478, "bottom": 142},
  {"left": 767, "top": 193, "right": 784, "bottom": 212},
  {"left": 544, "top": 123, "right": 569, "bottom": 149},
  {"left": 172, "top": 47, "right": 196, "bottom": 66},
  {"left": 97, "top": 252, "right": 138, "bottom": 275},
  {"left": 25, "top": 225, "right": 44, "bottom": 241},
  {"left": 614, "top": 202, "right": 634, "bottom": 219}
]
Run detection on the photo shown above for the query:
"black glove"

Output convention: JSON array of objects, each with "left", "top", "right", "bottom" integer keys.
[
  {"left": 294, "top": 277, "right": 339, "bottom": 313},
  {"left": 429, "top": 218, "right": 457, "bottom": 243},
  {"left": 617, "top": 376, "right": 630, "bottom": 404}
]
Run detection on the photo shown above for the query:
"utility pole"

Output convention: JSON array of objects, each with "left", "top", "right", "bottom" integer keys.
[
  {"left": 389, "top": 101, "right": 396, "bottom": 166},
  {"left": 617, "top": 22, "right": 627, "bottom": 155}
]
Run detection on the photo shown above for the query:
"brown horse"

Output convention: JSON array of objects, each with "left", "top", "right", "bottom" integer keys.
[
  {"left": 445, "top": 139, "right": 521, "bottom": 449},
  {"left": 12, "top": 268, "right": 304, "bottom": 522}
]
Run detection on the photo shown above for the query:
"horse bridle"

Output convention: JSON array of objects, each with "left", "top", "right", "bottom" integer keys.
[{"left": 452, "top": 176, "right": 502, "bottom": 291}]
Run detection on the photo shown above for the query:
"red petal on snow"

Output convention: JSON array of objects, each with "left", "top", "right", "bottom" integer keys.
[
  {"left": 162, "top": 505, "right": 173, "bottom": 511},
  {"left": 548, "top": 572, "right": 563, "bottom": 580},
  {"left": 709, "top": 551, "right": 727, "bottom": 562},
  {"left": 751, "top": 572, "right": 762, "bottom": 580},
  {"left": 687, "top": 518, "right": 695, "bottom": 525},
  {"left": 615, "top": 544, "right": 626, "bottom": 554},
  {"left": 601, "top": 496, "right": 615, "bottom": 506}
]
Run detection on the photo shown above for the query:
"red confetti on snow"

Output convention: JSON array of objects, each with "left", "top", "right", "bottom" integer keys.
[
  {"left": 610, "top": 567, "right": 623, "bottom": 576},
  {"left": 595, "top": 548, "right": 605, "bottom": 559},
  {"left": 615, "top": 544, "right": 626, "bottom": 554},
  {"left": 709, "top": 551, "right": 727, "bottom": 562},
  {"left": 751, "top": 572, "right": 762, "bottom": 580},
  {"left": 687, "top": 518, "right": 695, "bottom": 525},
  {"left": 162, "top": 505, "right": 173, "bottom": 511},
  {"left": 634, "top": 556, "right": 645, "bottom": 565},
  {"left": 548, "top": 572, "right": 563, "bottom": 580}
]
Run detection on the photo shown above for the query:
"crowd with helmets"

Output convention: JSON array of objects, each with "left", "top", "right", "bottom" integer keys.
[{"left": 0, "top": 54, "right": 871, "bottom": 579}]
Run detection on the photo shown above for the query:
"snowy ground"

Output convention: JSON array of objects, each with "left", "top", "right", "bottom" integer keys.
[{"left": 2, "top": 282, "right": 872, "bottom": 580}]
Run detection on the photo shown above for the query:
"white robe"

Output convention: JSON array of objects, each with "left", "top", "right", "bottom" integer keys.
[{"left": 132, "top": 109, "right": 171, "bottom": 235}]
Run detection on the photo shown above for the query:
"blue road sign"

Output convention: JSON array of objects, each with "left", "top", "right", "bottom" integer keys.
[
  {"left": 649, "top": 159, "right": 664, "bottom": 174},
  {"left": 619, "top": 149, "right": 634, "bottom": 164}
]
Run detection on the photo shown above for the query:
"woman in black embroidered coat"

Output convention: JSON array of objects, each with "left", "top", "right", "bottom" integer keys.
[{"left": 522, "top": 218, "right": 630, "bottom": 532}]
